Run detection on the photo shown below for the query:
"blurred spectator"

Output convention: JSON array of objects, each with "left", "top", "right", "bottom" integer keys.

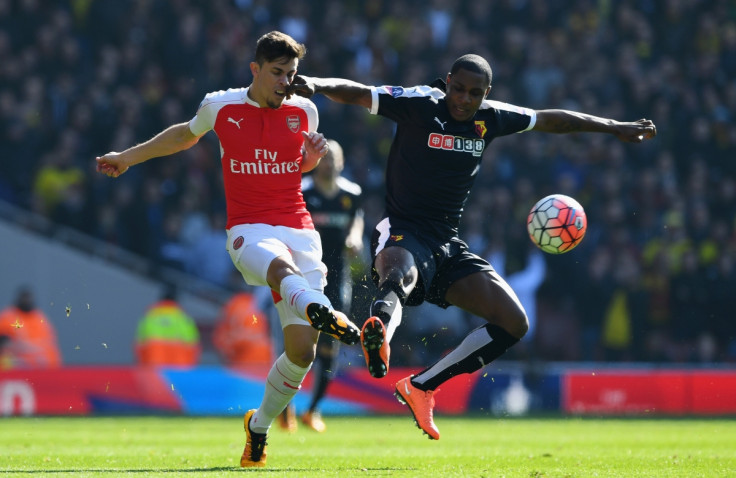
[
  {"left": 212, "top": 290, "right": 272, "bottom": 367},
  {"left": 135, "top": 287, "right": 200, "bottom": 366},
  {"left": 0, "top": 286, "right": 61, "bottom": 368}
]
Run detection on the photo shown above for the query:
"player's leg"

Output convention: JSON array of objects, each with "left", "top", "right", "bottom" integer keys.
[
  {"left": 228, "top": 224, "right": 359, "bottom": 345},
  {"left": 396, "top": 269, "right": 528, "bottom": 440},
  {"left": 363, "top": 218, "right": 427, "bottom": 378},
  {"left": 228, "top": 224, "right": 337, "bottom": 466},
  {"left": 361, "top": 246, "right": 416, "bottom": 378},
  {"left": 267, "top": 256, "right": 358, "bottom": 345},
  {"left": 418, "top": 269, "right": 528, "bottom": 388},
  {"left": 243, "top": 300, "right": 318, "bottom": 467},
  {"left": 301, "top": 333, "right": 338, "bottom": 432}
]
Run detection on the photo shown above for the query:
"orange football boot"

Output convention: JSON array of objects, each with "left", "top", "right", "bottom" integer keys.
[
  {"left": 300, "top": 410, "right": 327, "bottom": 433},
  {"left": 240, "top": 409, "right": 268, "bottom": 467},
  {"left": 394, "top": 376, "right": 440, "bottom": 440},
  {"left": 361, "top": 317, "right": 390, "bottom": 378},
  {"left": 278, "top": 403, "right": 297, "bottom": 433}
]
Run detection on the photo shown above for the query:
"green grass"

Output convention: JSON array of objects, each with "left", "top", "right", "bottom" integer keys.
[{"left": 1, "top": 416, "right": 735, "bottom": 477}]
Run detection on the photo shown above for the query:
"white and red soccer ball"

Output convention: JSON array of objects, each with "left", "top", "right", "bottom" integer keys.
[{"left": 527, "top": 194, "right": 587, "bottom": 254}]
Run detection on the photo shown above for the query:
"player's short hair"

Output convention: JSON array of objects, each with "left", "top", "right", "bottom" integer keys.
[
  {"left": 254, "top": 31, "right": 306, "bottom": 65},
  {"left": 450, "top": 54, "right": 493, "bottom": 86}
]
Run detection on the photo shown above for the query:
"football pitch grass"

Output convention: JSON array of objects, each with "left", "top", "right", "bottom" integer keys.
[{"left": 2, "top": 415, "right": 734, "bottom": 477}]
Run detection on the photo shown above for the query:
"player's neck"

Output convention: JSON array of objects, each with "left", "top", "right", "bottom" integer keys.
[{"left": 246, "top": 86, "right": 269, "bottom": 108}]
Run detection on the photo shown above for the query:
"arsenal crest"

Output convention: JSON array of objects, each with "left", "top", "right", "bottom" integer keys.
[{"left": 286, "top": 115, "right": 300, "bottom": 133}]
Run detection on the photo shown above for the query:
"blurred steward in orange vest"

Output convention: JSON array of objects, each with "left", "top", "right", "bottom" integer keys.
[
  {"left": 0, "top": 286, "right": 61, "bottom": 369},
  {"left": 135, "top": 286, "right": 200, "bottom": 366},
  {"left": 213, "top": 290, "right": 272, "bottom": 367}
]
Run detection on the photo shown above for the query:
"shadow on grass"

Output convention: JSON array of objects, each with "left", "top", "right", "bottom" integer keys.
[{"left": 3, "top": 466, "right": 416, "bottom": 474}]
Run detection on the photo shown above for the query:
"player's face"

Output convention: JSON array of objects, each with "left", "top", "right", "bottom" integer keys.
[
  {"left": 249, "top": 56, "right": 299, "bottom": 109},
  {"left": 445, "top": 68, "right": 491, "bottom": 122}
]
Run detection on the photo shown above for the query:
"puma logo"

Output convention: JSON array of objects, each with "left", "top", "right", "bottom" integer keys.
[
  {"left": 228, "top": 117, "right": 244, "bottom": 129},
  {"left": 434, "top": 117, "right": 447, "bottom": 130}
]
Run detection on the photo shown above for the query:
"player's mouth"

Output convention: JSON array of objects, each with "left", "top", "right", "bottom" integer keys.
[{"left": 451, "top": 105, "right": 470, "bottom": 120}]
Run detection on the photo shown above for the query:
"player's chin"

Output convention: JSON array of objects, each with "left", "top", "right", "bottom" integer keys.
[
  {"left": 268, "top": 96, "right": 286, "bottom": 109},
  {"left": 449, "top": 110, "right": 473, "bottom": 122}
]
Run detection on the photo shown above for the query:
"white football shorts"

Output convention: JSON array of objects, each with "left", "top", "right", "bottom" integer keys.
[{"left": 226, "top": 223, "right": 327, "bottom": 328}]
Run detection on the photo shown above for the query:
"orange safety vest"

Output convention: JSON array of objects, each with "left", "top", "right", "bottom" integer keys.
[
  {"left": 0, "top": 307, "right": 61, "bottom": 368},
  {"left": 213, "top": 293, "right": 272, "bottom": 366}
]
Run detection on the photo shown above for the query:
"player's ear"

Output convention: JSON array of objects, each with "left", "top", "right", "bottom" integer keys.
[
  {"left": 485, "top": 85, "right": 492, "bottom": 97},
  {"left": 250, "top": 61, "right": 260, "bottom": 78}
]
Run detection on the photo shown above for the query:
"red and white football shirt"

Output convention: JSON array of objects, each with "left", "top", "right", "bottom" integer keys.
[{"left": 189, "top": 87, "right": 318, "bottom": 230}]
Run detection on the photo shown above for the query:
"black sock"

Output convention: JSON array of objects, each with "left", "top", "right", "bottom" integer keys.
[
  {"left": 411, "top": 324, "right": 519, "bottom": 391},
  {"left": 370, "top": 280, "right": 406, "bottom": 325}
]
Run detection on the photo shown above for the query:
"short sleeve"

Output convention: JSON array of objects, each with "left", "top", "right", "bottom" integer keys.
[{"left": 188, "top": 95, "right": 217, "bottom": 136}]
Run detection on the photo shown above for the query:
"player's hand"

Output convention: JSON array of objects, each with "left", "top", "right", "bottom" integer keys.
[
  {"left": 95, "top": 152, "right": 130, "bottom": 178},
  {"left": 615, "top": 119, "right": 657, "bottom": 143},
  {"left": 302, "top": 131, "right": 329, "bottom": 159},
  {"left": 288, "top": 75, "right": 316, "bottom": 98}
]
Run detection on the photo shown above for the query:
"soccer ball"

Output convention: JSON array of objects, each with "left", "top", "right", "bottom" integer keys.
[{"left": 527, "top": 194, "right": 587, "bottom": 254}]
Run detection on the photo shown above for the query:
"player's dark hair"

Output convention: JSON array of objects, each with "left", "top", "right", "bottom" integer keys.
[
  {"left": 254, "top": 31, "right": 306, "bottom": 65},
  {"left": 450, "top": 54, "right": 493, "bottom": 86}
]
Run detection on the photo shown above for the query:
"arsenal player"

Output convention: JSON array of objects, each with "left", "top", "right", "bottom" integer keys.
[{"left": 95, "top": 31, "right": 360, "bottom": 468}]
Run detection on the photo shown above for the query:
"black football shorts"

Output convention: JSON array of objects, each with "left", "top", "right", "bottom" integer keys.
[{"left": 370, "top": 216, "right": 494, "bottom": 308}]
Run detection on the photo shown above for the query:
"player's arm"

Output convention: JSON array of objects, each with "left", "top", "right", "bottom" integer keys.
[
  {"left": 96, "top": 122, "right": 204, "bottom": 178},
  {"left": 533, "top": 109, "right": 656, "bottom": 143},
  {"left": 300, "top": 131, "right": 329, "bottom": 173},
  {"left": 289, "top": 76, "right": 372, "bottom": 109}
]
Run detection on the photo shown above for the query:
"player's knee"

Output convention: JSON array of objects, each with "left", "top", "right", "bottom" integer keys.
[
  {"left": 514, "top": 312, "right": 530, "bottom": 339},
  {"left": 494, "top": 305, "right": 528, "bottom": 339}
]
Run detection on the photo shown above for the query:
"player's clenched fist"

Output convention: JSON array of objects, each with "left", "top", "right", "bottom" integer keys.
[{"left": 95, "top": 152, "right": 129, "bottom": 178}]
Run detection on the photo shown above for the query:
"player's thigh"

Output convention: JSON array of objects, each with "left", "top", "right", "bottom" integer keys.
[
  {"left": 227, "top": 224, "right": 289, "bottom": 286},
  {"left": 445, "top": 270, "right": 529, "bottom": 337},
  {"left": 227, "top": 224, "right": 326, "bottom": 290},
  {"left": 289, "top": 231, "right": 328, "bottom": 292}
]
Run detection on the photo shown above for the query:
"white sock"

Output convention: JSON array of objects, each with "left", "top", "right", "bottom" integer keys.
[
  {"left": 385, "top": 302, "right": 403, "bottom": 343},
  {"left": 250, "top": 353, "right": 311, "bottom": 434},
  {"left": 279, "top": 274, "right": 331, "bottom": 320}
]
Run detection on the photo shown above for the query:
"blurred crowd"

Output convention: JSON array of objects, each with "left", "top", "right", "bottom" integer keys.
[{"left": 1, "top": 0, "right": 735, "bottom": 364}]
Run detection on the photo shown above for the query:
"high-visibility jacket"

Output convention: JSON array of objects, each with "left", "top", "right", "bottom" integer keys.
[
  {"left": 213, "top": 293, "right": 272, "bottom": 366},
  {"left": 0, "top": 307, "right": 61, "bottom": 368},
  {"left": 135, "top": 300, "right": 200, "bottom": 366}
]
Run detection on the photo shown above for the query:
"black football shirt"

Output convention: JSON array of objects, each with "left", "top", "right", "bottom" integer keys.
[
  {"left": 301, "top": 175, "right": 362, "bottom": 283},
  {"left": 370, "top": 83, "right": 536, "bottom": 239}
]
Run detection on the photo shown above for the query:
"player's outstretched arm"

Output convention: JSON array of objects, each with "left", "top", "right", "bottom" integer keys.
[
  {"left": 533, "top": 109, "right": 657, "bottom": 143},
  {"left": 95, "top": 122, "right": 203, "bottom": 178},
  {"left": 289, "top": 76, "right": 372, "bottom": 109}
]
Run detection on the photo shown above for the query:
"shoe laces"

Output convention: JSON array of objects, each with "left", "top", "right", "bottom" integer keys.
[{"left": 247, "top": 432, "right": 267, "bottom": 461}]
